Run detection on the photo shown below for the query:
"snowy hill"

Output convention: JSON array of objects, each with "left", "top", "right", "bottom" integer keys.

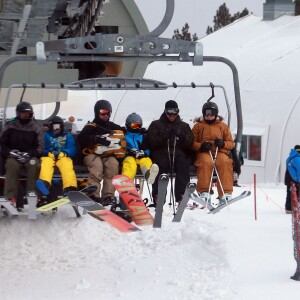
[{"left": 0, "top": 184, "right": 299, "bottom": 300}]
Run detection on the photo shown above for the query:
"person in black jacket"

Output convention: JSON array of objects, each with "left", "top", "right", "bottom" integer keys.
[
  {"left": 147, "top": 100, "right": 194, "bottom": 204},
  {"left": 77, "top": 99, "right": 124, "bottom": 203},
  {"left": 0, "top": 102, "right": 44, "bottom": 207}
]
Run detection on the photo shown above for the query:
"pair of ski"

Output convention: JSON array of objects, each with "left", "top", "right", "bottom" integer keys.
[{"left": 153, "top": 174, "right": 251, "bottom": 227}]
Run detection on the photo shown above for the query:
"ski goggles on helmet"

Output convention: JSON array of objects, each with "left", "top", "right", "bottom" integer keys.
[
  {"left": 204, "top": 109, "right": 217, "bottom": 117},
  {"left": 165, "top": 108, "right": 179, "bottom": 116},
  {"left": 99, "top": 109, "right": 111, "bottom": 116},
  {"left": 129, "top": 122, "right": 142, "bottom": 129}
]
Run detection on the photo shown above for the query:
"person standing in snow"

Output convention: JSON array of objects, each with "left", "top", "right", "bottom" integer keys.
[
  {"left": 35, "top": 116, "right": 77, "bottom": 199},
  {"left": 192, "top": 101, "right": 234, "bottom": 204},
  {"left": 0, "top": 102, "right": 43, "bottom": 208},
  {"left": 285, "top": 145, "right": 300, "bottom": 214},
  {"left": 146, "top": 100, "right": 194, "bottom": 205},
  {"left": 122, "top": 112, "right": 159, "bottom": 184},
  {"left": 77, "top": 99, "right": 125, "bottom": 204}
]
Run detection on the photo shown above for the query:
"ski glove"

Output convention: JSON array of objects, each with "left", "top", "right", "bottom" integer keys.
[
  {"left": 9, "top": 149, "right": 21, "bottom": 159},
  {"left": 200, "top": 141, "right": 212, "bottom": 152},
  {"left": 95, "top": 135, "right": 111, "bottom": 147},
  {"left": 215, "top": 139, "right": 225, "bottom": 148},
  {"left": 136, "top": 150, "right": 146, "bottom": 159},
  {"left": 17, "top": 152, "right": 30, "bottom": 164}
]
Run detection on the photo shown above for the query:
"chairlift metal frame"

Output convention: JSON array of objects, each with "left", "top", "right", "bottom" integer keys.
[{"left": 0, "top": 0, "right": 243, "bottom": 152}]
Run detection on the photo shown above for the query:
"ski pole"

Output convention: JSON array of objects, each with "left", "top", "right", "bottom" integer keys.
[{"left": 209, "top": 147, "right": 228, "bottom": 206}]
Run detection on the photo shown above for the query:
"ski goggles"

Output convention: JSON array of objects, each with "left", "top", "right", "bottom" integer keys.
[
  {"left": 165, "top": 108, "right": 179, "bottom": 116},
  {"left": 99, "top": 109, "right": 111, "bottom": 116},
  {"left": 53, "top": 124, "right": 61, "bottom": 130},
  {"left": 204, "top": 109, "right": 217, "bottom": 117},
  {"left": 130, "top": 122, "right": 142, "bottom": 129}
]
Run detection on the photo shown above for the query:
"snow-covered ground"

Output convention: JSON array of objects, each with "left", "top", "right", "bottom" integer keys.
[{"left": 0, "top": 183, "right": 299, "bottom": 300}]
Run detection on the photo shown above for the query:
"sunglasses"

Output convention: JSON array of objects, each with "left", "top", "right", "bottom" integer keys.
[
  {"left": 99, "top": 109, "right": 111, "bottom": 116},
  {"left": 204, "top": 109, "right": 217, "bottom": 117},
  {"left": 165, "top": 108, "right": 179, "bottom": 116},
  {"left": 130, "top": 122, "right": 142, "bottom": 129}
]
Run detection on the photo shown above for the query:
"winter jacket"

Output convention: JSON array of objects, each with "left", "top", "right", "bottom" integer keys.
[
  {"left": 147, "top": 113, "right": 194, "bottom": 156},
  {"left": 125, "top": 129, "right": 150, "bottom": 157},
  {"left": 0, "top": 118, "right": 44, "bottom": 159},
  {"left": 192, "top": 117, "right": 234, "bottom": 155},
  {"left": 286, "top": 149, "right": 300, "bottom": 183},
  {"left": 43, "top": 131, "right": 77, "bottom": 158},
  {"left": 77, "top": 116, "right": 124, "bottom": 150}
]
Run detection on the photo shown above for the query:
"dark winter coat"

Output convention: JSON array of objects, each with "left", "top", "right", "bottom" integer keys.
[
  {"left": 146, "top": 113, "right": 194, "bottom": 156},
  {"left": 77, "top": 116, "right": 124, "bottom": 150},
  {"left": 0, "top": 118, "right": 44, "bottom": 159}
]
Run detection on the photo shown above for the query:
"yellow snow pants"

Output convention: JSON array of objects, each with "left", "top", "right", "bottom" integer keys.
[
  {"left": 39, "top": 156, "right": 77, "bottom": 189},
  {"left": 122, "top": 156, "right": 152, "bottom": 180}
]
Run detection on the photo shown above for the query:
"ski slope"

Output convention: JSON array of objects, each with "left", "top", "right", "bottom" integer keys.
[{"left": 0, "top": 183, "right": 299, "bottom": 300}]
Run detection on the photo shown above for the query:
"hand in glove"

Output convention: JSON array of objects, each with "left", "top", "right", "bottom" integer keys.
[
  {"left": 136, "top": 150, "right": 146, "bottom": 159},
  {"left": 129, "top": 148, "right": 139, "bottom": 157},
  {"left": 215, "top": 139, "right": 225, "bottom": 148},
  {"left": 17, "top": 152, "right": 30, "bottom": 163},
  {"left": 95, "top": 135, "right": 111, "bottom": 147},
  {"left": 174, "top": 129, "right": 185, "bottom": 142},
  {"left": 9, "top": 149, "right": 21, "bottom": 159},
  {"left": 164, "top": 127, "right": 174, "bottom": 139},
  {"left": 200, "top": 141, "right": 212, "bottom": 152}
]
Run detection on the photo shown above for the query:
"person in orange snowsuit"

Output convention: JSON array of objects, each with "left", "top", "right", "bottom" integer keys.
[{"left": 192, "top": 101, "right": 234, "bottom": 203}]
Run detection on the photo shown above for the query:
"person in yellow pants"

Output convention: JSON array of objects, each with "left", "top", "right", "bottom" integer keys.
[
  {"left": 36, "top": 116, "right": 77, "bottom": 197},
  {"left": 122, "top": 113, "right": 158, "bottom": 184}
]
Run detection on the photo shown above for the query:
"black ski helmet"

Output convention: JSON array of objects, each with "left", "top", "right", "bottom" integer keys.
[
  {"left": 94, "top": 99, "right": 112, "bottom": 117},
  {"left": 49, "top": 116, "right": 64, "bottom": 132},
  {"left": 126, "top": 113, "right": 142, "bottom": 129},
  {"left": 202, "top": 101, "right": 219, "bottom": 116},
  {"left": 16, "top": 101, "right": 33, "bottom": 118}
]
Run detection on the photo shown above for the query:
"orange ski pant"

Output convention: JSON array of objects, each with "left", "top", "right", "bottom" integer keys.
[{"left": 195, "top": 151, "right": 233, "bottom": 198}]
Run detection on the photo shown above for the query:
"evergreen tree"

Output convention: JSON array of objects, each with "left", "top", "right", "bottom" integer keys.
[
  {"left": 206, "top": 3, "right": 249, "bottom": 35},
  {"left": 172, "top": 23, "right": 198, "bottom": 41}
]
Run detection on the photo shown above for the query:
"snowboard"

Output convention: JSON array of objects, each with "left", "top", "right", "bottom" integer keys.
[
  {"left": 172, "top": 182, "right": 196, "bottom": 222},
  {"left": 191, "top": 190, "right": 251, "bottom": 214},
  {"left": 112, "top": 174, "right": 154, "bottom": 226},
  {"left": 0, "top": 198, "right": 20, "bottom": 216},
  {"left": 68, "top": 191, "right": 140, "bottom": 233},
  {"left": 36, "top": 185, "right": 97, "bottom": 212},
  {"left": 290, "top": 183, "right": 300, "bottom": 281},
  {"left": 153, "top": 174, "right": 169, "bottom": 228}
]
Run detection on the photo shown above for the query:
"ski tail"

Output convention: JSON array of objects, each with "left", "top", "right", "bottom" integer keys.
[{"left": 153, "top": 174, "right": 169, "bottom": 228}]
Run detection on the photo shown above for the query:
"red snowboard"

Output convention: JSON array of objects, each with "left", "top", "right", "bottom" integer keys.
[{"left": 112, "top": 175, "right": 154, "bottom": 226}]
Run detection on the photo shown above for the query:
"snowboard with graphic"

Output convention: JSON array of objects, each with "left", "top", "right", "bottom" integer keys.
[
  {"left": 68, "top": 191, "right": 140, "bottom": 233},
  {"left": 112, "top": 174, "right": 153, "bottom": 226}
]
